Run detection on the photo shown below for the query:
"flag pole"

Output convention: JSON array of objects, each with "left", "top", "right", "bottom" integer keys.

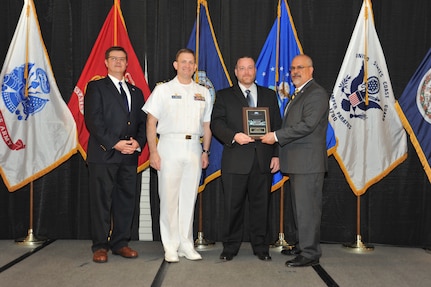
[
  {"left": 271, "top": 184, "right": 294, "bottom": 250},
  {"left": 193, "top": 0, "right": 214, "bottom": 250},
  {"left": 194, "top": 0, "right": 200, "bottom": 84},
  {"left": 343, "top": 0, "right": 373, "bottom": 253},
  {"left": 342, "top": 195, "right": 374, "bottom": 252},
  {"left": 270, "top": 0, "right": 294, "bottom": 251},
  {"left": 15, "top": 182, "right": 47, "bottom": 246},
  {"left": 194, "top": 191, "right": 215, "bottom": 250},
  {"left": 15, "top": 1, "right": 46, "bottom": 246},
  {"left": 114, "top": 0, "right": 119, "bottom": 45}
]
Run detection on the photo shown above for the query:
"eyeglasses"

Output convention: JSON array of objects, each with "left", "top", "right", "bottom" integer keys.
[
  {"left": 108, "top": 56, "right": 127, "bottom": 62},
  {"left": 289, "top": 65, "right": 311, "bottom": 72}
]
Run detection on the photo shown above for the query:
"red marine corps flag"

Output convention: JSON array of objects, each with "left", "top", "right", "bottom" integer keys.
[{"left": 68, "top": 0, "right": 151, "bottom": 171}]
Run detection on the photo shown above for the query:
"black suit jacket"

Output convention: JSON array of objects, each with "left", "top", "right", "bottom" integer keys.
[
  {"left": 84, "top": 76, "right": 147, "bottom": 165},
  {"left": 211, "top": 84, "right": 281, "bottom": 174}
]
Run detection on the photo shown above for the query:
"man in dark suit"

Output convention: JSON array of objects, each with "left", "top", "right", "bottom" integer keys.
[
  {"left": 211, "top": 56, "right": 282, "bottom": 261},
  {"left": 84, "top": 46, "right": 147, "bottom": 263},
  {"left": 262, "top": 54, "right": 329, "bottom": 267}
]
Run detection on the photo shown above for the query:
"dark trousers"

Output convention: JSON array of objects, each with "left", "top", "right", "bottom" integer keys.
[
  {"left": 289, "top": 172, "right": 324, "bottom": 260},
  {"left": 88, "top": 163, "right": 137, "bottom": 252},
  {"left": 221, "top": 155, "right": 272, "bottom": 254}
]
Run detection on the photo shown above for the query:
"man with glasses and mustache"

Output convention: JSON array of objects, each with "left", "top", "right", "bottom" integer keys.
[{"left": 262, "top": 54, "right": 329, "bottom": 267}]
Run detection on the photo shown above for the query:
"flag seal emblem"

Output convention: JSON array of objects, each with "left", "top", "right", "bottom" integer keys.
[
  {"left": 417, "top": 69, "right": 431, "bottom": 123},
  {"left": 2, "top": 63, "right": 49, "bottom": 121},
  {"left": 336, "top": 61, "right": 382, "bottom": 120},
  {"left": 277, "top": 81, "right": 291, "bottom": 100},
  {"left": 194, "top": 70, "right": 215, "bottom": 103}
]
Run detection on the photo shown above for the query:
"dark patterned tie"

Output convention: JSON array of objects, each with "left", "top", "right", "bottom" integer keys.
[
  {"left": 246, "top": 89, "right": 254, "bottom": 107},
  {"left": 119, "top": 82, "right": 129, "bottom": 111}
]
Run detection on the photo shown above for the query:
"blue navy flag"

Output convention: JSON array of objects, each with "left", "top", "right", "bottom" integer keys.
[
  {"left": 396, "top": 48, "right": 431, "bottom": 183},
  {"left": 187, "top": 0, "right": 232, "bottom": 192},
  {"left": 255, "top": 0, "right": 336, "bottom": 191}
]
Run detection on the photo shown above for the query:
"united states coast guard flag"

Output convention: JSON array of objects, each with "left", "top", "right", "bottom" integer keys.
[
  {"left": 67, "top": 0, "right": 151, "bottom": 172},
  {"left": 329, "top": 0, "right": 407, "bottom": 196},
  {"left": 255, "top": 0, "right": 336, "bottom": 191},
  {"left": 187, "top": 0, "right": 232, "bottom": 192},
  {"left": 396, "top": 48, "right": 431, "bottom": 183},
  {"left": 0, "top": 0, "right": 77, "bottom": 192}
]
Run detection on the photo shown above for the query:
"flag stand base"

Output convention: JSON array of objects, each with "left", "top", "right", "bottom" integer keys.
[
  {"left": 343, "top": 235, "right": 374, "bottom": 253},
  {"left": 194, "top": 232, "right": 215, "bottom": 250},
  {"left": 15, "top": 229, "right": 47, "bottom": 247},
  {"left": 270, "top": 233, "right": 295, "bottom": 250}
]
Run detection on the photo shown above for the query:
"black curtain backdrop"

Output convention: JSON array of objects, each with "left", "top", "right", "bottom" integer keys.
[{"left": 1, "top": 0, "right": 431, "bottom": 247}]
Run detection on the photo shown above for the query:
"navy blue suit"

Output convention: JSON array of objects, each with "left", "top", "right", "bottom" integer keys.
[{"left": 84, "top": 76, "right": 146, "bottom": 252}]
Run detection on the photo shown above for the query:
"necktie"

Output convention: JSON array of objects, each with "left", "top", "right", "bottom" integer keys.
[
  {"left": 246, "top": 89, "right": 254, "bottom": 107},
  {"left": 292, "top": 88, "right": 299, "bottom": 100},
  {"left": 119, "top": 81, "right": 129, "bottom": 111},
  {"left": 285, "top": 88, "right": 299, "bottom": 116}
]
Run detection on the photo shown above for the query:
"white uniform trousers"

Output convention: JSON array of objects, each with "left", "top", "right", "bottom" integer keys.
[{"left": 157, "top": 134, "right": 202, "bottom": 253}]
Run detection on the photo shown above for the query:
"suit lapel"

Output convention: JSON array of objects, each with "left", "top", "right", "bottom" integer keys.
[
  {"left": 105, "top": 77, "right": 129, "bottom": 113},
  {"left": 233, "top": 85, "right": 248, "bottom": 106},
  {"left": 284, "top": 80, "right": 314, "bottom": 116},
  {"left": 126, "top": 82, "right": 137, "bottom": 111}
]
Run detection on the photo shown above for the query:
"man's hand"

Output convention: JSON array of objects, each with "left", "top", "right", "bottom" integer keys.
[
  {"left": 261, "top": 132, "right": 276, "bottom": 145},
  {"left": 270, "top": 157, "right": 280, "bottom": 173},
  {"left": 114, "top": 137, "right": 139, "bottom": 154},
  {"left": 234, "top": 132, "right": 255, "bottom": 145}
]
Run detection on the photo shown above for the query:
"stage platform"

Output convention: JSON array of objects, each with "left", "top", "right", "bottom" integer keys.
[{"left": 1, "top": 240, "right": 430, "bottom": 286}]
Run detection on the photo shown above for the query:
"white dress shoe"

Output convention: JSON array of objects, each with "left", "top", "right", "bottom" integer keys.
[
  {"left": 178, "top": 249, "right": 202, "bottom": 260},
  {"left": 164, "top": 251, "right": 179, "bottom": 263}
]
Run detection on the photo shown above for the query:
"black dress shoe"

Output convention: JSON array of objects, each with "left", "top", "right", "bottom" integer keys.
[
  {"left": 219, "top": 252, "right": 234, "bottom": 261},
  {"left": 255, "top": 252, "right": 272, "bottom": 261},
  {"left": 281, "top": 246, "right": 300, "bottom": 256},
  {"left": 285, "top": 255, "right": 319, "bottom": 267}
]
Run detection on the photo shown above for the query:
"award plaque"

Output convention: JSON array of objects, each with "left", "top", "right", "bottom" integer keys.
[{"left": 242, "top": 107, "right": 270, "bottom": 139}]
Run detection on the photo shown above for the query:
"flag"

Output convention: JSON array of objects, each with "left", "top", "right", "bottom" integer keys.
[
  {"left": 187, "top": 0, "right": 232, "bottom": 192},
  {"left": 0, "top": 0, "right": 77, "bottom": 192},
  {"left": 396, "top": 48, "right": 431, "bottom": 183},
  {"left": 255, "top": 0, "right": 336, "bottom": 191},
  {"left": 67, "top": 0, "right": 151, "bottom": 172},
  {"left": 329, "top": 0, "right": 407, "bottom": 196}
]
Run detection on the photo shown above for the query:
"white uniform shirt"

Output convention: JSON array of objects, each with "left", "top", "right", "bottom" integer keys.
[{"left": 142, "top": 76, "right": 212, "bottom": 136}]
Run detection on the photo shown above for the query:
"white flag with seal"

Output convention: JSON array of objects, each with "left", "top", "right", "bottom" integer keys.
[
  {"left": 0, "top": 0, "right": 77, "bottom": 192},
  {"left": 329, "top": 0, "right": 407, "bottom": 196}
]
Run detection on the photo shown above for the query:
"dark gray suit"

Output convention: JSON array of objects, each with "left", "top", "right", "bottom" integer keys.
[
  {"left": 276, "top": 79, "right": 329, "bottom": 260},
  {"left": 211, "top": 83, "right": 281, "bottom": 255},
  {"left": 84, "top": 76, "right": 147, "bottom": 252}
]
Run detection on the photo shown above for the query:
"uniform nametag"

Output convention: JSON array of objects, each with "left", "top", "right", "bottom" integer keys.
[
  {"left": 194, "top": 93, "right": 205, "bottom": 101},
  {"left": 171, "top": 94, "right": 182, "bottom": 99}
]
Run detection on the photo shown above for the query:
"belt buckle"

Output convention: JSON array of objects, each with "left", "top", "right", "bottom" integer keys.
[{"left": 185, "top": 135, "right": 192, "bottom": 140}]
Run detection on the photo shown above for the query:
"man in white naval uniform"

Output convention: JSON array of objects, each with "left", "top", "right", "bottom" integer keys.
[{"left": 142, "top": 48, "right": 212, "bottom": 263}]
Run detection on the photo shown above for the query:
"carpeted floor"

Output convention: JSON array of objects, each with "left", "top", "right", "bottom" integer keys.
[{"left": 0, "top": 240, "right": 430, "bottom": 287}]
